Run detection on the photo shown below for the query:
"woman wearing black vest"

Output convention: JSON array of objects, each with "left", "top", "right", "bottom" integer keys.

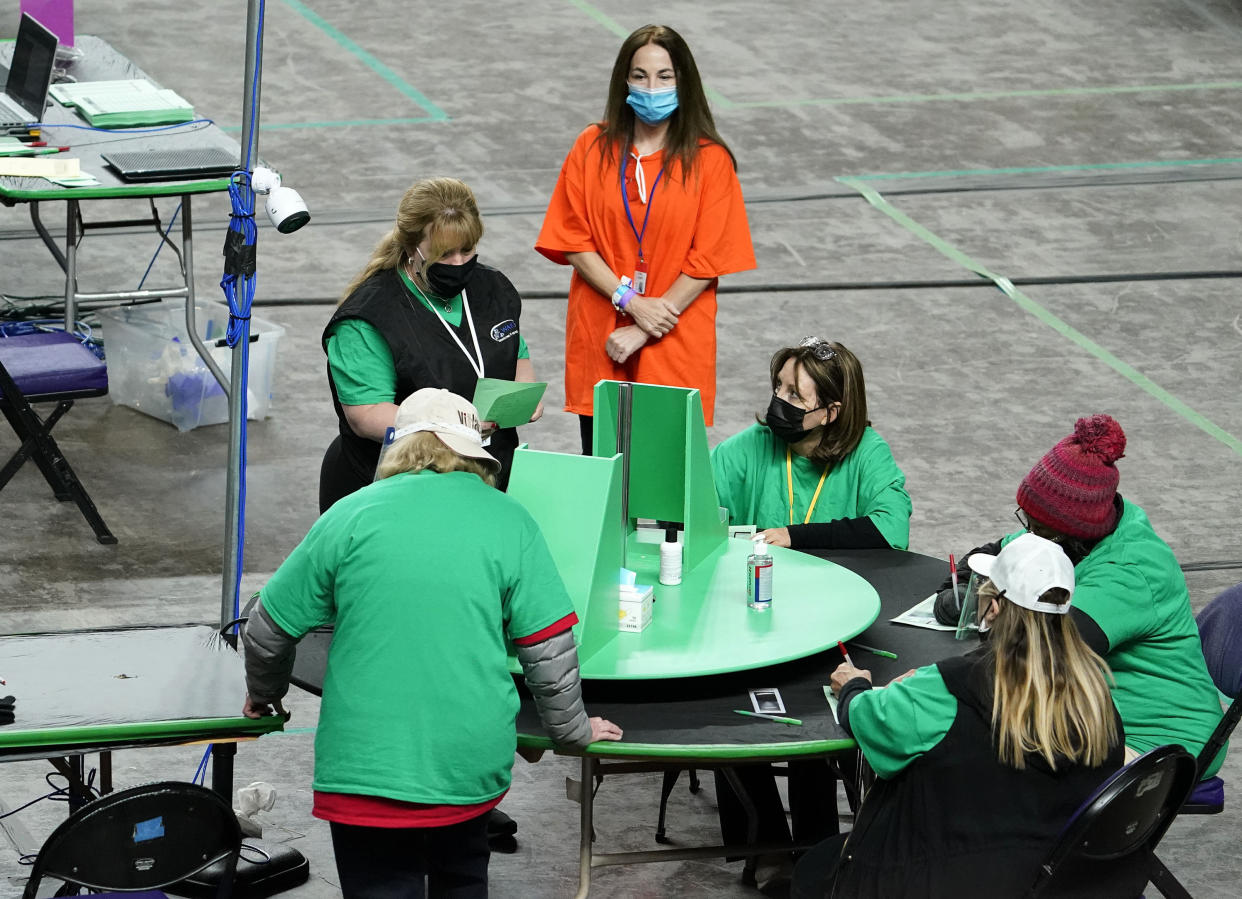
[
  {"left": 319, "top": 178, "right": 543, "bottom": 511},
  {"left": 799, "top": 534, "right": 1124, "bottom": 899}
]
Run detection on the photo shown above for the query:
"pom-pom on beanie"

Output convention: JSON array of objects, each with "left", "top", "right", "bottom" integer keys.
[{"left": 1016, "top": 414, "right": 1126, "bottom": 539}]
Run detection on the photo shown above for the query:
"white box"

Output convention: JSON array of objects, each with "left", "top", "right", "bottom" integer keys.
[
  {"left": 98, "top": 300, "right": 285, "bottom": 431},
  {"left": 619, "top": 583, "right": 654, "bottom": 632}
]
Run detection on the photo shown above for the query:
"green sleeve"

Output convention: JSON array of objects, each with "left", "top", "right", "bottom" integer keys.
[
  {"left": 1071, "top": 559, "right": 1155, "bottom": 651},
  {"left": 325, "top": 319, "right": 398, "bottom": 405},
  {"left": 503, "top": 513, "right": 576, "bottom": 640},
  {"left": 710, "top": 427, "right": 759, "bottom": 526},
  {"left": 855, "top": 430, "right": 912, "bottom": 550},
  {"left": 847, "top": 665, "right": 957, "bottom": 778},
  {"left": 517, "top": 333, "right": 530, "bottom": 360},
  {"left": 258, "top": 512, "right": 344, "bottom": 639}
]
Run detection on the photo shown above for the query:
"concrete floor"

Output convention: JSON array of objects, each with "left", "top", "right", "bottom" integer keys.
[{"left": 2, "top": 0, "right": 1241, "bottom": 895}]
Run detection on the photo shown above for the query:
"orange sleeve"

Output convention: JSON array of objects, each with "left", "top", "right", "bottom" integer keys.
[
  {"left": 536, "top": 127, "right": 603, "bottom": 266},
  {"left": 682, "top": 144, "right": 757, "bottom": 280}
]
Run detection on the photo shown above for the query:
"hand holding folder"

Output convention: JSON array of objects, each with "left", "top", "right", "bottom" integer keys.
[{"left": 472, "top": 378, "right": 547, "bottom": 428}]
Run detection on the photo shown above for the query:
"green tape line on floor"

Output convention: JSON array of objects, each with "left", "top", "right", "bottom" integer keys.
[
  {"left": 836, "top": 176, "right": 1242, "bottom": 460},
  {"left": 281, "top": 0, "right": 449, "bottom": 121},
  {"left": 848, "top": 156, "right": 1242, "bottom": 182},
  {"left": 730, "top": 80, "right": 1242, "bottom": 110}
]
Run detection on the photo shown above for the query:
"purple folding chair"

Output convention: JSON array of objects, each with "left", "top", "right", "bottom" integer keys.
[{"left": 0, "top": 329, "right": 115, "bottom": 544}]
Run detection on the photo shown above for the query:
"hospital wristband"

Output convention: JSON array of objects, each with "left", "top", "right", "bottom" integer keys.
[{"left": 611, "top": 279, "right": 636, "bottom": 312}]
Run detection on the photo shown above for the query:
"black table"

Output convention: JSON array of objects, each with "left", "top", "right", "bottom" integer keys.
[{"left": 289, "top": 549, "right": 972, "bottom": 897}]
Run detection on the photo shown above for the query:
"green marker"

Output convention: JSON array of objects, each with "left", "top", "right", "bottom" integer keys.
[
  {"left": 733, "top": 709, "right": 803, "bottom": 726},
  {"left": 848, "top": 642, "right": 898, "bottom": 660}
]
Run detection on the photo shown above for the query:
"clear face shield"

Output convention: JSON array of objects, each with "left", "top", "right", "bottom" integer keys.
[
  {"left": 954, "top": 571, "right": 987, "bottom": 640},
  {"left": 373, "top": 426, "right": 398, "bottom": 481}
]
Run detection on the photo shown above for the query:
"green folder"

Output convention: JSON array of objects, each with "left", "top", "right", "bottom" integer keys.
[
  {"left": 51, "top": 78, "right": 194, "bottom": 128},
  {"left": 472, "top": 378, "right": 547, "bottom": 427}
]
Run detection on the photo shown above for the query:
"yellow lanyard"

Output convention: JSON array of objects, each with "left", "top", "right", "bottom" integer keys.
[{"left": 786, "top": 447, "right": 829, "bottom": 525}]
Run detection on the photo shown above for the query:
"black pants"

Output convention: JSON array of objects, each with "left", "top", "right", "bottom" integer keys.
[
  {"left": 330, "top": 813, "right": 491, "bottom": 899},
  {"left": 578, "top": 414, "right": 594, "bottom": 455},
  {"left": 715, "top": 761, "right": 840, "bottom": 849},
  {"left": 791, "top": 832, "right": 848, "bottom": 899}
]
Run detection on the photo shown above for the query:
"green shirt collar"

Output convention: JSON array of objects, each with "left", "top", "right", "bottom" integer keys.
[{"left": 398, "top": 266, "right": 463, "bottom": 325}]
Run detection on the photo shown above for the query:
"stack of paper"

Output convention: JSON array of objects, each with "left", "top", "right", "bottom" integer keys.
[{"left": 50, "top": 79, "right": 194, "bottom": 128}]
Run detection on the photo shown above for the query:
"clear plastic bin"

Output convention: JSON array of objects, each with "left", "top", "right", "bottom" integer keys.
[{"left": 97, "top": 300, "right": 285, "bottom": 431}]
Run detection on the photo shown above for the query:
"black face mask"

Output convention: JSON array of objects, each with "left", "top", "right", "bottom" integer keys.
[
  {"left": 766, "top": 394, "right": 823, "bottom": 445},
  {"left": 426, "top": 254, "right": 478, "bottom": 299}
]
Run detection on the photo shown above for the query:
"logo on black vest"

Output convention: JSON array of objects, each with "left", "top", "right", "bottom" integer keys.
[{"left": 490, "top": 319, "right": 518, "bottom": 342}]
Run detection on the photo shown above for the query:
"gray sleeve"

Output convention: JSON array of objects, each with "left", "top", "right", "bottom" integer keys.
[
  {"left": 242, "top": 597, "right": 299, "bottom": 705},
  {"left": 515, "top": 629, "right": 594, "bottom": 750}
]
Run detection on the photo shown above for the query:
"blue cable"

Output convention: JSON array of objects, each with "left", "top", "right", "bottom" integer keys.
[
  {"left": 29, "top": 118, "right": 216, "bottom": 134},
  {"left": 136, "top": 201, "right": 182, "bottom": 291},
  {"left": 193, "top": 746, "right": 212, "bottom": 785}
]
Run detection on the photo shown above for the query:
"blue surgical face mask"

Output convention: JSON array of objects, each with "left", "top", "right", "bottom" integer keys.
[{"left": 626, "top": 85, "right": 679, "bottom": 125}]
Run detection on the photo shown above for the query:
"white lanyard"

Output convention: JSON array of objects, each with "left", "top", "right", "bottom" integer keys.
[{"left": 427, "top": 288, "right": 485, "bottom": 379}]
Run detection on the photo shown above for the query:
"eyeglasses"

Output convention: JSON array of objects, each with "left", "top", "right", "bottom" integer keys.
[
  {"left": 798, "top": 336, "right": 836, "bottom": 361},
  {"left": 1014, "top": 508, "right": 1030, "bottom": 531}
]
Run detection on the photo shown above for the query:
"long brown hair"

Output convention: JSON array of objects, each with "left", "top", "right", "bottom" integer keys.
[
  {"left": 593, "top": 24, "right": 735, "bottom": 182},
  {"left": 984, "top": 581, "right": 1117, "bottom": 770},
  {"left": 340, "top": 178, "right": 484, "bottom": 303},
  {"left": 762, "top": 340, "right": 869, "bottom": 467}
]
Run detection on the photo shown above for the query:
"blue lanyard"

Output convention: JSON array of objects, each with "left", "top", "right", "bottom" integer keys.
[{"left": 620, "top": 151, "right": 664, "bottom": 262}]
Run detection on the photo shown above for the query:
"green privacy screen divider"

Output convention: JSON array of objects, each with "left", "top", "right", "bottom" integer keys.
[
  {"left": 591, "top": 381, "right": 727, "bottom": 575},
  {"left": 505, "top": 446, "right": 625, "bottom": 666}
]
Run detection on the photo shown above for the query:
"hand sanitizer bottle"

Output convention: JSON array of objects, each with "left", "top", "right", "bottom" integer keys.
[{"left": 746, "top": 535, "right": 773, "bottom": 611}]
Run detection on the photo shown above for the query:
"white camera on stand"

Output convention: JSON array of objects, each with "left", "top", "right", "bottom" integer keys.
[{"left": 250, "top": 166, "right": 310, "bottom": 234}]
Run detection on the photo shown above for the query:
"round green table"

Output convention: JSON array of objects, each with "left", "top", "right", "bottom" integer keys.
[{"left": 573, "top": 537, "right": 881, "bottom": 680}]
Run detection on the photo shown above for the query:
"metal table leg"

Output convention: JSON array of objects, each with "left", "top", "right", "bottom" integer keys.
[
  {"left": 63, "top": 199, "right": 79, "bottom": 331},
  {"left": 574, "top": 755, "right": 596, "bottom": 899}
]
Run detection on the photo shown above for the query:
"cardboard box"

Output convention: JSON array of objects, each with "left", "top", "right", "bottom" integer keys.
[{"left": 618, "top": 583, "right": 654, "bottom": 632}]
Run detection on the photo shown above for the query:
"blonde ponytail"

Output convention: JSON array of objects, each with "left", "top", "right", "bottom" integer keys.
[{"left": 988, "top": 584, "right": 1118, "bottom": 770}]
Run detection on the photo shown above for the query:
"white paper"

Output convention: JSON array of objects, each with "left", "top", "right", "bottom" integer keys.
[{"left": 891, "top": 592, "right": 957, "bottom": 631}]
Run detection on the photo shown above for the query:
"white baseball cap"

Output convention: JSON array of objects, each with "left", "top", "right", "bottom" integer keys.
[
  {"left": 966, "top": 533, "right": 1075, "bottom": 615},
  {"left": 390, "top": 388, "right": 499, "bottom": 472}
]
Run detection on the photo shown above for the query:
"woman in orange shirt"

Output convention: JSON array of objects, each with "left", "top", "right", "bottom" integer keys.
[{"left": 537, "top": 24, "right": 756, "bottom": 452}]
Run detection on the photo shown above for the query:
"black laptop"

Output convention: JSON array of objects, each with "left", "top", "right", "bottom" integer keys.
[
  {"left": 0, "top": 13, "right": 58, "bottom": 130},
  {"left": 100, "top": 147, "right": 240, "bottom": 182}
]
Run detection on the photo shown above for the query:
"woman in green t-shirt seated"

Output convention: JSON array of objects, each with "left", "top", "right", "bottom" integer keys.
[
  {"left": 711, "top": 338, "right": 913, "bottom": 871},
  {"left": 319, "top": 177, "right": 544, "bottom": 511},
  {"left": 933, "top": 414, "right": 1225, "bottom": 777},
  {"left": 710, "top": 337, "right": 911, "bottom": 551}
]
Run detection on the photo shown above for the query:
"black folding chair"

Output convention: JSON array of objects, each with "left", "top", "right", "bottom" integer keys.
[
  {"left": 22, "top": 780, "right": 241, "bottom": 898},
  {"left": 0, "top": 329, "right": 115, "bottom": 544},
  {"left": 1026, "top": 744, "right": 1197, "bottom": 899}
]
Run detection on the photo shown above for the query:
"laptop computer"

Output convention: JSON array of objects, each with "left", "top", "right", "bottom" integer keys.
[
  {"left": 100, "top": 147, "right": 239, "bottom": 182},
  {"left": 0, "top": 13, "right": 58, "bottom": 130}
]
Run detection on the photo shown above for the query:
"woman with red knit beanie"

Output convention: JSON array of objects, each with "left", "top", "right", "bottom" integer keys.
[{"left": 936, "top": 414, "right": 1224, "bottom": 775}]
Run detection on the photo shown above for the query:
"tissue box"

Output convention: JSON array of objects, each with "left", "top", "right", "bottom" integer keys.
[{"left": 619, "top": 583, "right": 654, "bottom": 632}]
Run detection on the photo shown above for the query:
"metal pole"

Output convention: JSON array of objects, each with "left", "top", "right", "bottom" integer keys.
[{"left": 221, "top": 0, "right": 264, "bottom": 632}]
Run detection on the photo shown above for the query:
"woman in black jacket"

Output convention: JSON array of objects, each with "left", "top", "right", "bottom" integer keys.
[{"left": 801, "top": 534, "right": 1124, "bottom": 899}]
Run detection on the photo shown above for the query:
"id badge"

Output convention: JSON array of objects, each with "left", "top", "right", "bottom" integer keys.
[{"left": 632, "top": 259, "right": 649, "bottom": 295}]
